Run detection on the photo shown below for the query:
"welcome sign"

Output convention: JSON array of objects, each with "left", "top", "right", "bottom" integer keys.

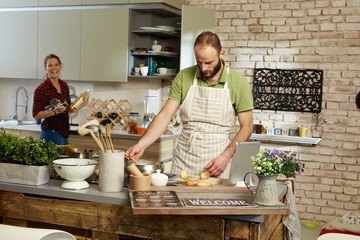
[{"left": 182, "top": 198, "right": 257, "bottom": 207}]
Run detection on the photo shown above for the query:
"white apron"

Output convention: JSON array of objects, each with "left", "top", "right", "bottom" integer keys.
[{"left": 171, "top": 66, "right": 235, "bottom": 179}]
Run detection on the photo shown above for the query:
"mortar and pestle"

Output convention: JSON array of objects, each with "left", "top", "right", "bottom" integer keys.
[{"left": 127, "top": 163, "right": 150, "bottom": 191}]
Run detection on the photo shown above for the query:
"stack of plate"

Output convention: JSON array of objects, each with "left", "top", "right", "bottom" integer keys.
[{"left": 140, "top": 25, "right": 176, "bottom": 33}]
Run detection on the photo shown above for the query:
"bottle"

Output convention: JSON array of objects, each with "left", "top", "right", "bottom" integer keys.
[
  {"left": 128, "top": 112, "right": 140, "bottom": 134},
  {"left": 69, "top": 89, "right": 91, "bottom": 110},
  {"left": 147, "top": 57, "right": 155, "bottom": 76}
]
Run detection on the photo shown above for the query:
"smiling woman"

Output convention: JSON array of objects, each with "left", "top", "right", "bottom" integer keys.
[{"left": 32, "top": 54, "right": 90, "bottom": 153}]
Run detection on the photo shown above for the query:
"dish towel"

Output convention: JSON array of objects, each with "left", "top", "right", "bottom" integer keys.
[{"left": 282, "top": 181, "right": 301, "bottom": 240}]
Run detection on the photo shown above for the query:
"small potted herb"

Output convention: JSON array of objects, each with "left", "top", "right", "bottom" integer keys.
[{"left": 0, "top": 129, "right": 58, "bottom": 185}]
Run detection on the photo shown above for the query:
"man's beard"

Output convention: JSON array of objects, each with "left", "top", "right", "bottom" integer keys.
[{"left": 200, "top": 59, "right": 222, "bottom": 79}]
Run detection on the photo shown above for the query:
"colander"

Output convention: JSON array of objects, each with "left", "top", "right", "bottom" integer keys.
[{"left": 53, "top": 158, "right": 98, "bottom": 190}]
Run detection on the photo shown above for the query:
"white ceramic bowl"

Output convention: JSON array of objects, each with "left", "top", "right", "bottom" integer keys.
[
  {"left": 53, "top": 158, "right": 98, "bottom": 189},
  {"left": 151, "top": 169, "right": 168, "bottom": 186}
]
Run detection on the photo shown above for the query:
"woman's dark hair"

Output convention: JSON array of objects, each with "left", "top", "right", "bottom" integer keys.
[
  {"left": 44, "top": 54, "right": 62, "bottom": 68},
  {"left": 194, "top": 31, "right": 222, "bottom": 54},
  {"left": 356, "top": 91, "right": 360, "bottom": 110}
]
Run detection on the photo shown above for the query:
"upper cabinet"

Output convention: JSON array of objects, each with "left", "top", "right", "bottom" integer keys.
[
  {"left": 80, "top": 8, "right": 130, "bottom": 82},
  {"left": 0, "top": 2, "right": 213, "bottom": 82},
  {"left": 0, "top": 10, "right": 38, "bottom": 79},
  {"left": 128, "top": 5, "right": 214, "bottom": 80},
  {"left": 180, "top": 6, "right": 215, "bottom": 69},
  {"left": 38, "top": 9, "right": 82, "bottom": 80}
]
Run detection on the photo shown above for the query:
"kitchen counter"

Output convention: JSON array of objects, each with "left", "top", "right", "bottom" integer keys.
[
  {"left": 0, "top": 180, "right": 289, "bottom": 239},
  {"left": 0, "top": 122, "right": 179, "bottom": 162},
  {"left": 0, "top": 179, "right": 285, "bottom": 240},
  {"left": 0, "top": 121, "right": 179, "bottom": 141}
]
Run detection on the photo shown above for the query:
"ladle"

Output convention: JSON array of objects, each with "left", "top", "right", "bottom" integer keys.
[{"left": 86, "top": 124, "right": 107, "bottom": 151}]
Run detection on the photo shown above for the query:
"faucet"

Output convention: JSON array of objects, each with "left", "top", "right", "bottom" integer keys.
[{"left": 10, "top": 87, "right": 28, "bottom": 120}]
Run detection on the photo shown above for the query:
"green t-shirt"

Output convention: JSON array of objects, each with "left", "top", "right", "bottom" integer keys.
[{"left": 168, "top": 64, "right": 254, "bottom": 114}]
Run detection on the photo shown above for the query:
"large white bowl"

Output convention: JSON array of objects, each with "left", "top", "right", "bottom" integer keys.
[{"left": 53, "top": 158, "right": 98, "bottom": 190}]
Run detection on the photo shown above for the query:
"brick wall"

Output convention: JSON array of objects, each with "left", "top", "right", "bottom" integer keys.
[{"left": 185, "top": 0, "right": 360, "bottom": 223}]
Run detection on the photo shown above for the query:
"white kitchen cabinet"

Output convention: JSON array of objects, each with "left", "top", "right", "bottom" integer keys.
[
  {"left": 38, "top": 0, "right": 81, "bottom": 6},
  {"left": 0, "top": 11, "right": 38, "bottom": 79},
  {"left": 180, "top": 6, "right": 215, "bottom": 70},
  {"left": 37, "top": 9, "right": 82, "bottom": 80},
  {"left": 0, "top": 0, "right": 37, "bottom": 7},
  {"left": 80, "top": 8, "right": 130, "bottom": 82}
]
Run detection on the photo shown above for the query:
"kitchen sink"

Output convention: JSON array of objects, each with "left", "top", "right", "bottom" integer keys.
[{"left": 0, "top": 120, "right": 36, "bottom": 126}]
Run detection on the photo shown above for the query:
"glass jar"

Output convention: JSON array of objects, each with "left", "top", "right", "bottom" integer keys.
[{"left": 128, "top": 112, "right": 140, "bottom": 134}]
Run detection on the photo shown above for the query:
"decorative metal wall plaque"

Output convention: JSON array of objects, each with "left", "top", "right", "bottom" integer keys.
[{"left": 253, "top": 68, "right": 323, "bottom": 113}]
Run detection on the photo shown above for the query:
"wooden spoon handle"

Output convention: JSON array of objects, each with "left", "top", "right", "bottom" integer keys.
[{"left": 89, "top": 131, "right": 104, "bottom": 152}]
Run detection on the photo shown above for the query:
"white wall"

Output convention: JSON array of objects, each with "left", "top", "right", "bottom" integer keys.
[{"left": 0, "top": 77, "right": 163, "bottom": 126}]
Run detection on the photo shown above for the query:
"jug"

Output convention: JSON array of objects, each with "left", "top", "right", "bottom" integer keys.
[
  {"left": 244, "top": 172, "right": 280, "bottom": 206},
  {"left": 152, "top": 40, "right": 162, "bottom": 52}
]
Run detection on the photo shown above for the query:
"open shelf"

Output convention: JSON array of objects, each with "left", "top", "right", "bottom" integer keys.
[{"left": 250, "top": 134, "right": 321, "bottom": 146}]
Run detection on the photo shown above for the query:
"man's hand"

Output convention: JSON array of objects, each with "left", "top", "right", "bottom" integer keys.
[{"left": 205, "top": 154, "right": 230, "bottom": 177}]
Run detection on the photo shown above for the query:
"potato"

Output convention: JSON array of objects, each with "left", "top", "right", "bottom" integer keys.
[
  {"left": 200, "top": 171, "right": 211, "bottom": 180},
  {"left": 180, "top": 170, "right": 188, "bottom": 180},
  {"left": 184, "top": 180, "right": 198, "bottom": 186}
]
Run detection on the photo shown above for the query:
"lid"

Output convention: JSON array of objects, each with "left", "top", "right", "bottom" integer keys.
[{"left": 151, "top": 169, "right": 168, "bottom": 180}]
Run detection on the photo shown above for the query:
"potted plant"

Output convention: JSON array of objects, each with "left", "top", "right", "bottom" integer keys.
[
  {"left": 246, "top": 148, "right": 304, "bottom": 205},
  {"left": 0, "top": 129, "right": 58, "bottom": 185},
  {"left": 311, "top": 112, "right": 325, "bottom": 138}
]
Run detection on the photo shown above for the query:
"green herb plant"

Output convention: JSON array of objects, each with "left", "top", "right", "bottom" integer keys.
[
  {"left": 0, "top": 129, "right": 58, "bottom": 166},
  {"left": 251, "top": 148, "right": 305, "bottom": 178}
]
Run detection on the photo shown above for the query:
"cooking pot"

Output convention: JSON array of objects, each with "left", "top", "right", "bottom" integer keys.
[
  {"left": 126, "top": 160, "right": 164, "bottom": 174},
  {"left": 66, "top": 149, "right": 95, "bottom": 159}
]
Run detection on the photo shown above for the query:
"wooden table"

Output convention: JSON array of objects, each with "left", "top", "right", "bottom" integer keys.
[{"left": 0, "top": 180, "right": 289, "bottom": 240}]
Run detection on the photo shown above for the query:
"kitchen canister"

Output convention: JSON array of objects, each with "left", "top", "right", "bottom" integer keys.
[{"left": 99, "top": 150, "right": 124, "bottom": 192}]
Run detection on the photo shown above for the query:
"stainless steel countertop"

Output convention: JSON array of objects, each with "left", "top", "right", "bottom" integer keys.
[{"left": 0, "top": 179, "right": 130, "bottom": 205}]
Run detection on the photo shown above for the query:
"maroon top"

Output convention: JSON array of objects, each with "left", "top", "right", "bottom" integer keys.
[{"left": 32, "top": 78, "right": 71, "bottom": 138}]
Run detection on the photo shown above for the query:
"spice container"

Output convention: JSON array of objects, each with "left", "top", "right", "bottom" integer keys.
[{"left": 128, "top": 112, "right": 140, "bottom": 134}]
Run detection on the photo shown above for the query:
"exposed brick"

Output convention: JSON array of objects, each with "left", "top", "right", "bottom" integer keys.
[
  {"left": 322, "top": 192, "right": 336, "bottom": 200},
  {"left": 344, "top": 187, "right": 359, "bottom": 195},
  {"left": 327, "top": 200, "right": 344, "bottom": 208},
  {"left": 336, "top": 194, "right": 352, "bottom": 202},
  {"left": 321, "top": 207, "right": 335, "bottom": 215},
  {"left": 344, "top": 202, "right": 359, "bottom": 210},
  {"left": 306, "top": 190, "right": 321, "bottom": 199},
  {"left": 307, "top": 205, "right": 321, "bottom": 213},
  {"left": 330, "top": 186, "right": 343, "bottom": 193}
]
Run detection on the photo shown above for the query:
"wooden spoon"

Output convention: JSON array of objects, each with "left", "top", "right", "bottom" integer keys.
[{"left": 105, "top": 124, "right": 114, "bottom": 152}]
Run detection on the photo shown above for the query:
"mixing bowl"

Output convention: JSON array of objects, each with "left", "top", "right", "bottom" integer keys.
[
  {"left": 127, "top": 160, "right": 164, "bottom": 174},
  {"left": 53, "top": 158, "right": 98, "bottom": 190}
]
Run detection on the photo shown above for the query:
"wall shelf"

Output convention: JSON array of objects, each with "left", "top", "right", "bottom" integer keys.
[{"left": 250, "top": 134, "right": 321, "bottom": 146}]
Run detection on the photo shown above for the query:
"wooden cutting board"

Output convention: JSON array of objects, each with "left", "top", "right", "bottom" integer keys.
[{"left": 169, "top": 176, "right": 222, "bottom": 185}]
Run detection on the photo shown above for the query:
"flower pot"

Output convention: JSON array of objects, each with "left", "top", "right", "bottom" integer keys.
[
  {"left": 0, "top": 162, "right": 50, "bottom": 185},
  {"left": 311, "top": 125, "right": 323, "bottom": 138},
  {"left": 245, "top": 173, "right": 280, "bottom": 206}
]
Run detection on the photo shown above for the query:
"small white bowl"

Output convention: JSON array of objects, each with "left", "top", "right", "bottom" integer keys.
[
  {"left": 151, "top": 169, "right": 168, "bottom": 186},
  {"left": 53, "top": 158, "right": 98, "bottom": 190}
]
